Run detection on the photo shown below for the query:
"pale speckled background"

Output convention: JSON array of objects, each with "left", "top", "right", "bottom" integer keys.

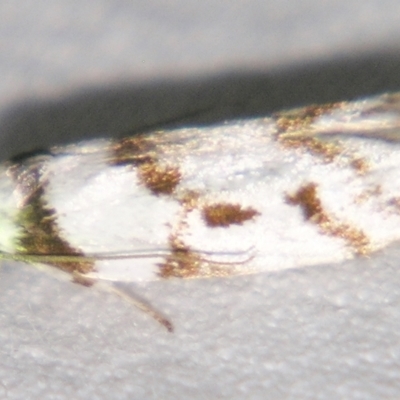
[{"left": 1, "top": 1, "right": 400, "bottom": 399}]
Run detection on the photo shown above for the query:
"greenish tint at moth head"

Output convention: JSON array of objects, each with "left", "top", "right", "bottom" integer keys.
[
  {"left": 0, "top": 213, "right": 23, "bottom": 254},
  {"left": 15, "top": 185, "right": 94, "bottom": 274}
]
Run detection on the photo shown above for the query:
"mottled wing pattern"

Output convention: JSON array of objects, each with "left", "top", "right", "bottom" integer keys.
[{"left": 2, "top": 92, "right": 400, "bottom": 284}]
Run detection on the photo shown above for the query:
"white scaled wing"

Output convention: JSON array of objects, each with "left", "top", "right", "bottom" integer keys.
[{"left": 3, "top": 92, "right": 400, "bottom": 282}]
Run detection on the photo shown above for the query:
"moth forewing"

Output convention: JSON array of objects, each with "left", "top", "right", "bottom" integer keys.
[{"left": 3, "top": 91, "right": 400, "bottom": 330}]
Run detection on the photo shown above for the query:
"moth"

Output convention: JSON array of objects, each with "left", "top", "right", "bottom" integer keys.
[{"left": 3, "top": 91, "right": 400, "bottom": 331}]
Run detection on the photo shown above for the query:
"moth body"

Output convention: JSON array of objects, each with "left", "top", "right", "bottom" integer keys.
[{"left": 3, "top": 92, "right": 400, "bottom": 285}]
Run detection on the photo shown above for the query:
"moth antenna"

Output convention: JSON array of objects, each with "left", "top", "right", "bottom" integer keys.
[
  {"left": 0, "top": 247, "right": 255, "bottom": 264},
  {"left": 0, "top": 250, "right": 170, "bottom": 263},
  {"left": 195, "top": 246, "right": 256, "bottom": 266}
]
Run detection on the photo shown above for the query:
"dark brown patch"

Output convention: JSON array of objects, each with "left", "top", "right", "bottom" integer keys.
[
  {"left": 112, "top": 136, "right": 181, "bottom": 195},
  {"left": 286, "top": 182, "right": 370, "bottom": 254},
  {"left": 274, "top": 103, "right": 342, "bottom": 133},
  {"left": 286, "top": 183, "right": 326, "bottom": 223},
  {"left": 274, "top": 102, "right": 346, "bottom": 163},
  {"left": 278, "top": 135, "right": 342, "bottom": 162},
  {"left": 278, "top": 131, "right": 371, "bottom": 172},
  {"left": 158, "top": 236, "right": 237, "bottom": 279},
  {"left": 137, "top": 161, "right": 181, "bottom": 195},
  {"left": 350, "top": 157, "right": 370, "bottom": 174},
  {"left": 202, "top": 203, "right": 260, "bottom": 227},
  {"left": 15, "top": 180, "right": 94, "bottom": 275},
  {"left": 158, "top": 236, "right": 203, "bottom": 278},
  {"left": 275, "top": 102, "right": 374, "bottom": 170},
  {"left": 158, "top": 195, "right": 253, "bottom": 279},
  {"left": 111, "top": 136, "right": 156, "bottom": 166}
]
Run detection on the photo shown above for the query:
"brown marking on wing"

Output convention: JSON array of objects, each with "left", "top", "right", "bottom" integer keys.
[
  {"left": 137, "top": 161, "right": 181, "bottom": 195},
  {"left": 14, "top": 182, "right": 94, "bottom": 275},
  {"left": 202, "top": 203, "right": 260, "bottom": 227},
  {"left": 179, "top": 190, "right": 201, "bottom": 210},
  {"left": 158, "top": 235, "right": 237, "bottom": 279},
  {"left": 158, "top": 236, "right": 203, "bottom": 278},
  {"left": 278, "top": 134, "right": 370, "bottom": 173},
  {"left": 111, "top": 136, "right": 157, "bottom": 166},
  {"left": 274, "top": 102, "right": 371, "bottom": 172},
  {"left": 111, "top": 136, "right": 181, "bottom": 195},
  {"left": 350, "top": 157, "right": 370, "bottom": 174},
  {"left": 286, "top": 182, "right": 370, "bottom": 255},
  {"left": 278, "top": 135, "right": 342, "bottom": 162},
  {"left": 274, "top": 103, "right": 342, "bottom": 133},
  {"left": 158, "top": 189, "right": 250, "bottom": 278}
]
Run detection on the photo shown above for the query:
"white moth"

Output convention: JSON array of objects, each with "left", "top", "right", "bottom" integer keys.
[{"left": 3, "top": 91, "right": 400, "bottom": 330}]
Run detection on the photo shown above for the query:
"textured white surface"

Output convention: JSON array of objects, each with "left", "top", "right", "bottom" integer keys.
[
  {"left": 1, "top": 1, "right": 400, "bottom": 399},
  {"left": 2, "top": 253, "right": 400, "bottom": 399}
]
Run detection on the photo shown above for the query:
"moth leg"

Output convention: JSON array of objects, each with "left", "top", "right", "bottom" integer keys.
[
  {"left": 101, "top": 283, "right": 174, "bottom": 333},
  {"left": 72, "top": 272, "right": 173, "bottom": 332},
  {"left": 72, "top": 271, "right": 96, "bottom": 287}
]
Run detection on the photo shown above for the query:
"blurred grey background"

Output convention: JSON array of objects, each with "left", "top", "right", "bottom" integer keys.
[{"left": 1, "top": 1, "right": 400, "bottom": 399}]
